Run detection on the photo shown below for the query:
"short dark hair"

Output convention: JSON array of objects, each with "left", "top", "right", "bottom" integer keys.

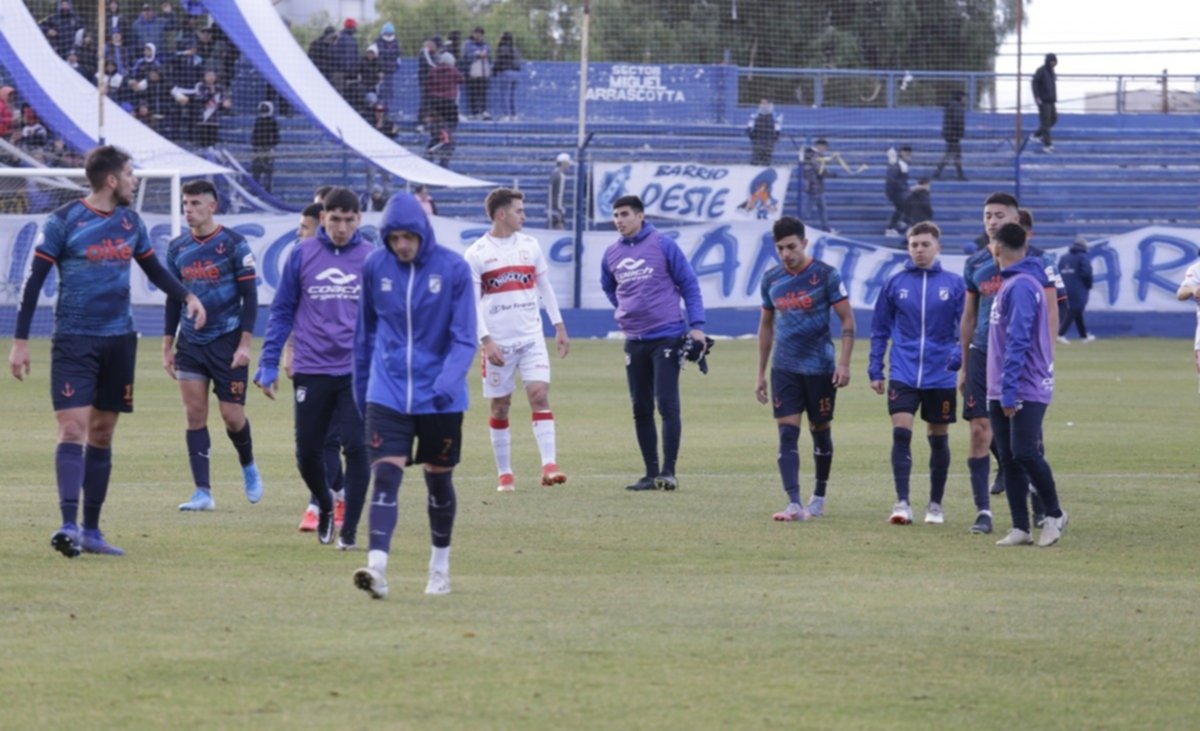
[
  {"left": 181, "top": 179, "right": 217, "bottom": 198},
  {"left": 301, "top": 202, "right": 323, "bottom": 219},
  {"left": 908, "top": 221, "right": 941, "bottom": 240},
  {"left": 917, "top": 177, "right": 931, "bottom": 186},
  {"left": 313, "top": 185, "right": 334, "bottom": 203},
  {"left": 815, "top": 138, "right": 828, "bottom": 146},
  {"left": 322, "top": 187, "right": 359, "bottom": 214},
  {"left": 995, "top": 222, "right": 1027, "bottom": 251},
  {"left": 772, "top": 216, "right": 805, "bottom": 242},
  {"left": 485, "top": 187, "right": 524, "bottom": 220},
  {"left": 1018, "top": 207, "right": 1034, "bottom": 231},
  {"left": 612, "top": 195, "right": 643, "bottom": 213},
  {"left": 84, "top": 145, "right": 132, "bottom": 191},
  {"left": 985, "top": 192, "right": 1019, "bottom": 209},
  {"left": 900, "top": 145, "right": 913, "bottom": 153}
]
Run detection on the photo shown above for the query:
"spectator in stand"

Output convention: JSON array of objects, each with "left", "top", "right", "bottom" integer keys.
[
  {"left": 903, "top": 178, "right": 934, "bottom": 227},
  {"left": 41, "top": 1, "right": 81, "bottom": 59},
  {"left": 0, "top": 87, "right": 14, "bottom": 140},
  {"left": 17, "top": 106, "right": 49, "bottom": 151},
  {"left": 444, "top": 31, "right": 463, "bottom": 70},
  {"left": 746, "top": 99, "right": 781, "bottom": 166},
  {"left": 101, "top": 60, "right": 132, "bottom": 110},
  {"left": 934, "top": 90, "right": 968, "bottom": 181},
  {"left": 159, "top": 1, "right": 184, "bottom": 54},
  {"left": 107, "top": 31, "right": 131, "bottom": 77},
  {"left": 107, "top": 1, "right": 132, "bottom": 42},
  {"left": 308, "top": 26, "right": 337, "bottom": 81},
  {"left": 363, "top": 185, "right": 387, "bottom": 212},
  {"left": 251, "top": 101, "right": 280, "bottom": 192},
  {"left": 66, "top": 50, "right": 90, "bottom": 82},
  {"left": 168, "top": 35, "right": 205, "bottom": 91},
  {"left": 492, "top": 32, "right": 522, "bottom": 120},
  {"left": 130, "top": 44, "right": 171, "bottom": 122},
  {"left": 414, "top": 184, "right": 437, "bottom": 218},
  {"left": 131, "top": 4, "right": 168, "bottom": 57},
  {"left": 332, "top": 19, "right": 362, "bottom": 104},
  {"left": 357, "top": 44, "right": 384, "bottom": 114},
  {"left": 416, "top": 37, "right": 441, "bottom": 132},
  {"left": 1032, "top": 54, "right": 1058, "bottom": 153},
  {"left": 463, "top": 27, "right": 492, "bottom": 120},
  {"left": 1057, "top": 237, "right": 1095, "bottom": 343},
  {"left": 548, "top": 152, "right": 570, "bottom": 230},
  {"left": 884, "top": 145, "right": 912, "bottom": 237},
  {"left": 429, "top": 51, "right": 464, "bottom": 136},
  {"left": 182, "top": 69, "right": 232, "bottom": 149},
  {"left": 803, "top": 138, "right": 831, "bottom": 232},
  {"left": 72, "top": 31, "right": 99, "bottom": 81},
  {"left": 371, "top": 103, "right": 399, "bottom": 139},
  {"left": 134, "top": 102, "right": 157, "bottom": 130},
  {"left": 374, "top": 22, "right": 401, "bottom": 112}
]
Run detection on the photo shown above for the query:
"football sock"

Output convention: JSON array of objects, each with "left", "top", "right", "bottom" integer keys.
[
  {"left": 367, "top": 462, "right": 403, "bottom": 554},
  {"left": 891, "top": 427, "right": 913, "bottom": 502},
  {"left": 968, "top": 456, "right": 990, "bottom": 511},
  {"left": 186, "top": 427, "right": 211, "bottom": 491},
  {"left": 367, "top": 549, "right": 388, "bottom": 573},
  {"left": 777, "top": 424, "right": 801, "bottom": 504},
  {"left": 633, "top": 412, "right": 659, "bottom": 478},
  {"left": 55, "top": 442, "right": 85, "bottom": 526},
  {"left": 226, "top": 419, "right": 254, "bottom": 467},
  {"left": 81, "top": 446, "right": 112, "bottom": 531},
  {"left": 489, "top": 417, "right": 512, "bottom": 474},
  {"left": 424, "top": 470, "right": 457, "bottom": 549},
  {"left": 430, "top": 546, "right": 450, "bottom": 575},
  {"left": 928, "top": 434, "right": 950, "bottom": 505},
  {"left": 531, "top": 411, "right": 556, "bottom": 466},
  {"left": 811, "top": 428, "right": 833, "bottom": 497}
]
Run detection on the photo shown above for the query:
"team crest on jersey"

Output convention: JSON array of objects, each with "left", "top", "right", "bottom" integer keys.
[
  {"left": 381, "top": 277, "right": 393, "bottom": 292},
  {"left": 898, "top": 289, "right": 909, "bottom": 300},
  {"left": 242, "top": 254, "right": 255, "bottom": 269},
  {"left": 121, "top": 216, "right": 134, "bottom": 231},
  {"left": 809, "top": 273, "right": 821, "bottom": 285},
  {"left": 61, "top": 381, "right": 75, "bottom": 398},
  {"left": 296, "top": 387, "right": 307, "bottom": 403},
  {"left": 939, "top": 287, "right": 950, "bottom": 301},
  {"left": 428, "top": 275, "right": 442, "bottom": 294},
  {"left": 216, "top": 242, "right": 226, "bottom": 254},
  {"left": 519, "top": 250, "right": 531, "bottom": 262}
]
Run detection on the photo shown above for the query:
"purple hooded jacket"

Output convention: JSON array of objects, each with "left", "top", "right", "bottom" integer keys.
[{"left": 986, "top": 256, "right": 1054, "bottom": 407}]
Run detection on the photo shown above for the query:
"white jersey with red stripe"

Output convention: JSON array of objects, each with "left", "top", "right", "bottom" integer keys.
[{"left": 464, "top": 231, "right": 563, "bottom": 344}]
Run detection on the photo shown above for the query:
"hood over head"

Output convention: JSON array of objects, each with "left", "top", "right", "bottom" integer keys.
[{"left": 381, "top": 192, "right": 438, "bottom": 265}]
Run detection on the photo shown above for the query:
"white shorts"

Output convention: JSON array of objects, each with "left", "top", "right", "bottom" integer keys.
[{"left": 481, "top": 338, "right": 552, "bottom": 398}]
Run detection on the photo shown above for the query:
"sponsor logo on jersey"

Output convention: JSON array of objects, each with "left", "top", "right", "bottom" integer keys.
[
  {"left": 774, "top": 290, "right": 814, "bottom": 311},
  {"left": 242, "top": 254, "right": 255, "bottom": 269},
  {"left": 482, "top": 266, "right": 536, "bottom": 295},
  {"left": 381, "top": 277, "right": 393, "bottom": 292},
  {"left": 308, "top": 267, "right": 361, "bottom": 301},
  {"left": 612, "top": 256, "right": 653, "bottom": 285},
  {"left": 85, "top": 238, "right": 132, "bottom": 263},
  {"left": 181, "top": 259, "right": 221, "bottom": 283}
]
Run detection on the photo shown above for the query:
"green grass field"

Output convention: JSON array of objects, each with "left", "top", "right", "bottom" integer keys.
[{"left": 2, "top": 336, "right": 1198, "bottom": 730}]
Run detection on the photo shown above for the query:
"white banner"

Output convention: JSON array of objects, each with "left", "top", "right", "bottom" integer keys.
[
  {"left": 2, "top": 215, "right": 1198, "bottom": 315},
  {"left": 592, "top": 162, "right": 793, "bottom": 224}
]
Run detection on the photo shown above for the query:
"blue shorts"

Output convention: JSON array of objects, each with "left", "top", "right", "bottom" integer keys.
[
  {"left": 174, "top": 329, "right": 249, "bottom": 404},
  {"left": 887, "top": 381, "right": 957, "bottom": 424},
  {"left": 962, "top": 347, "right": 989, "bottom": 420},
  {"left": 50, "top": 332, "right": 138, "bottom": 413},
  {"left": 365, "top": 403, "right": 463, "bottom": 468},
  {"left": 771, "top": 369, "right": 836, "bottom": 424}
]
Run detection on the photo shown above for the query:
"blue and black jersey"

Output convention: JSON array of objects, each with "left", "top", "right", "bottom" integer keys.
[
  {"left": 35, "top": 199, "right": 154, "bottom": 337},
  {"left": 167, "top": 226, "right": 257, "bottom": 345},
  {"left": 761, "top": 259, "right": 848, "bottom": 375}
]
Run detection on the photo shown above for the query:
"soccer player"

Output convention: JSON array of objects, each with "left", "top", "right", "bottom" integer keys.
[
  {"left": 464, "top": 188, "right": 569, "bottom": 493},
  {"left": 8, "top": 145, "right": 206, "bottom": 557},
  {"left": 164, "top": 180, "right": 263, "bottom": 511},
  {"left": 868, "top": 222, "right": 965, "bottom": 525},
  {"left": 988, "top": 223, "right": 1068, "bottom": 546},
  {"left": 600, "top": 195, "right": 706, "bottom": 492},
  {"left": 1175, "top": 262, "right": 1200, "bottom": 374},
  {"left": 351, "top": 192, "right": 476, "bottom": 599},
  {"left": 756, "top": 216, "right": 854, "bottom": 521},
  {"left": 255, "top": 187, "right": 370, "bottom": 547},
  {"left": 959, "top": 193, "right": 1057, "bottom": 535}
]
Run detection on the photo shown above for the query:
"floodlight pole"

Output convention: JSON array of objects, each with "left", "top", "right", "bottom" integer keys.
[
  {"left": 97, "top": 0, "right": 108, "bottom": 145},
  {"left": 572, "top": 0, "right": 591, "bottom": 309},
  {"left": 1013, "top": 0, "right": 1024, "bottom": 200}
]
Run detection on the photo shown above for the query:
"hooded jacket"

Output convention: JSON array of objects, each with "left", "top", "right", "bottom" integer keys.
[
  {"left": 600, "top": 222, "right": 705, "bottom": 340},
  {"left": 354, "top": 193, "right": 476, "bottom": 415},
  {"left": 1056, "top": 240, "right": 1093, "bottom": 308},
  {"left": 1032, "top": 54, "right": 1057, "bottom": 104},
  {"left": 869, "top": 259, "right": 965, "bottom": 389},
  {"left": 986, "top": 256, "right": 1054, "bottom": 407}
]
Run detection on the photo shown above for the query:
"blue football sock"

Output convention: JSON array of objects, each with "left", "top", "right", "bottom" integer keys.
[
  {"left": 226, "top": 420, "right": 254, "bottom": 467},
  {"left": 424, "top": 470, "right": 457, "bottom": 549},
  {"left": 367, "top": 462, "right": 403, "bottom": 554},
  {"left": 811, "top": 428, "right": 833, "bottom": 497},
  {"left": 928, "top": 434, "right": 950, "bottom": 505},
  {"left": 82, "top": 446, "right": 112, "bottom": 531},
  {"left": 968, "top": 455, "right": 990, "bottom": 511},
  {"left": 891, "top": 427, "right": 913, "bottom": 502},
  {"left": 777, "top": 424, "right": 801, "bottom": 503},
  {"left": 55, "top": 443, "right": 85, "bottom": 526},
  {"left": 186, "top": 427, "right": 211, "bottom": 491}
]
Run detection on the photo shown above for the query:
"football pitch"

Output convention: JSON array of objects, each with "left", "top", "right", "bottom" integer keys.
[{"left": 1, "top": 336, "right": 1197, "bottom": 730}]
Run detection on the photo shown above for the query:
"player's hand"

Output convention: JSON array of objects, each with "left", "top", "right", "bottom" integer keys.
[
  {"left": 482, "top": 338, "right": 505, "bottom": 367},
  {"left": 871, "top": 380, "right": 885, "bottom": 395},
  {"left": 957, "top": 369, "right": 967, "bottom": 396},
  {"left": 162, "top": 349, "right": 177, "bottom": 380},
  {"left": 185, "top": 294, "right": 207, "bottom": 331},
  {"left": 1194, "top": 350, "right": 1200, "bottom": 374},
  {"left": 231, "top": 345, "right": 251, "bottom": 369},
  {"left": 688, "top": 328, "right": 706, "bottom": 344},
  {"left": 9, "top": 339, "right": 30, "bottom": 381},
  {"left": 755, "top": 376, "right": 768, "bottom": 405},
  {"left": 1002, "top": 406, "right": 1016, "bottom": 418},
  {"left": 555, "top": 324, "right": 570, "bottom": 359},
  {"left": 832, "top": 364, "right": 850, "bottom": 388},
  {"left": 254, "top": 364, "right": 278, "bottom": 400}
]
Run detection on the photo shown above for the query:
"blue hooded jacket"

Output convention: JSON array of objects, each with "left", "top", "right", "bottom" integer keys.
[
  {"left": 869, "top": 259, "right": 965, "bottom": 388},
  {"left": 353, "top": 193, "right": 476, "bottom": 415},
  {"left": 986, "top": 256, "right": 1055, "bottom": 408}
]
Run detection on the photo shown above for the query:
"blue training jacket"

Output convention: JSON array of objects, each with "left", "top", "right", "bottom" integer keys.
[
  {"left": 353, "top": 193, "right": 477, "bottom": 415},
  {"left": 868, "top": 259, "right": 966, "bottom": 389}
]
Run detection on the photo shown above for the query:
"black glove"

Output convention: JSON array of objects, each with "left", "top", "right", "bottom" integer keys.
[{"left": 678, "top": 335, "right": 714, "bottom": 375}]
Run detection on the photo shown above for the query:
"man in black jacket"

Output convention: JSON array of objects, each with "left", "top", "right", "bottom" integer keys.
[
  {"left": 934, "top": 91, "right": 967, "bottom": 180},
  {"left": 1032, "top": 54, "right": 1058, "bottom": 152}
]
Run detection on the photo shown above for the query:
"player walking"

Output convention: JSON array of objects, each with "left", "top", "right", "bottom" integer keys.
[
  {"left": 8, "top": 145, "right": 206, "bottom": 557},
  {"left": 164, "top": 180, "right": 264, "bottom": 511},
  {"left": 464, "top": 188, "right": 569, "bottom": 492}
]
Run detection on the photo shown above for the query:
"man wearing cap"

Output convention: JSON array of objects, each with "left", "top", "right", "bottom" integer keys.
[
  {"left": 332, "top": 19, "right": 361, "bottom": 99},
  {"left": 548, "top": 153, "right": 571, "bottom": 230},
  {"left": 374, "top": 22, "right": 401, "bottom": 112}
]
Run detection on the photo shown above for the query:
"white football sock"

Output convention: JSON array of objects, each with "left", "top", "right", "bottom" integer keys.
[{"left": 532, "top": 412, "right": 556, "bottom": 466}]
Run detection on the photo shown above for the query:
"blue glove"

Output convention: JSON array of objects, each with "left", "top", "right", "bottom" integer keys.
[{"left": 254, "top": 364, "right": 278, "bottom": 389}]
